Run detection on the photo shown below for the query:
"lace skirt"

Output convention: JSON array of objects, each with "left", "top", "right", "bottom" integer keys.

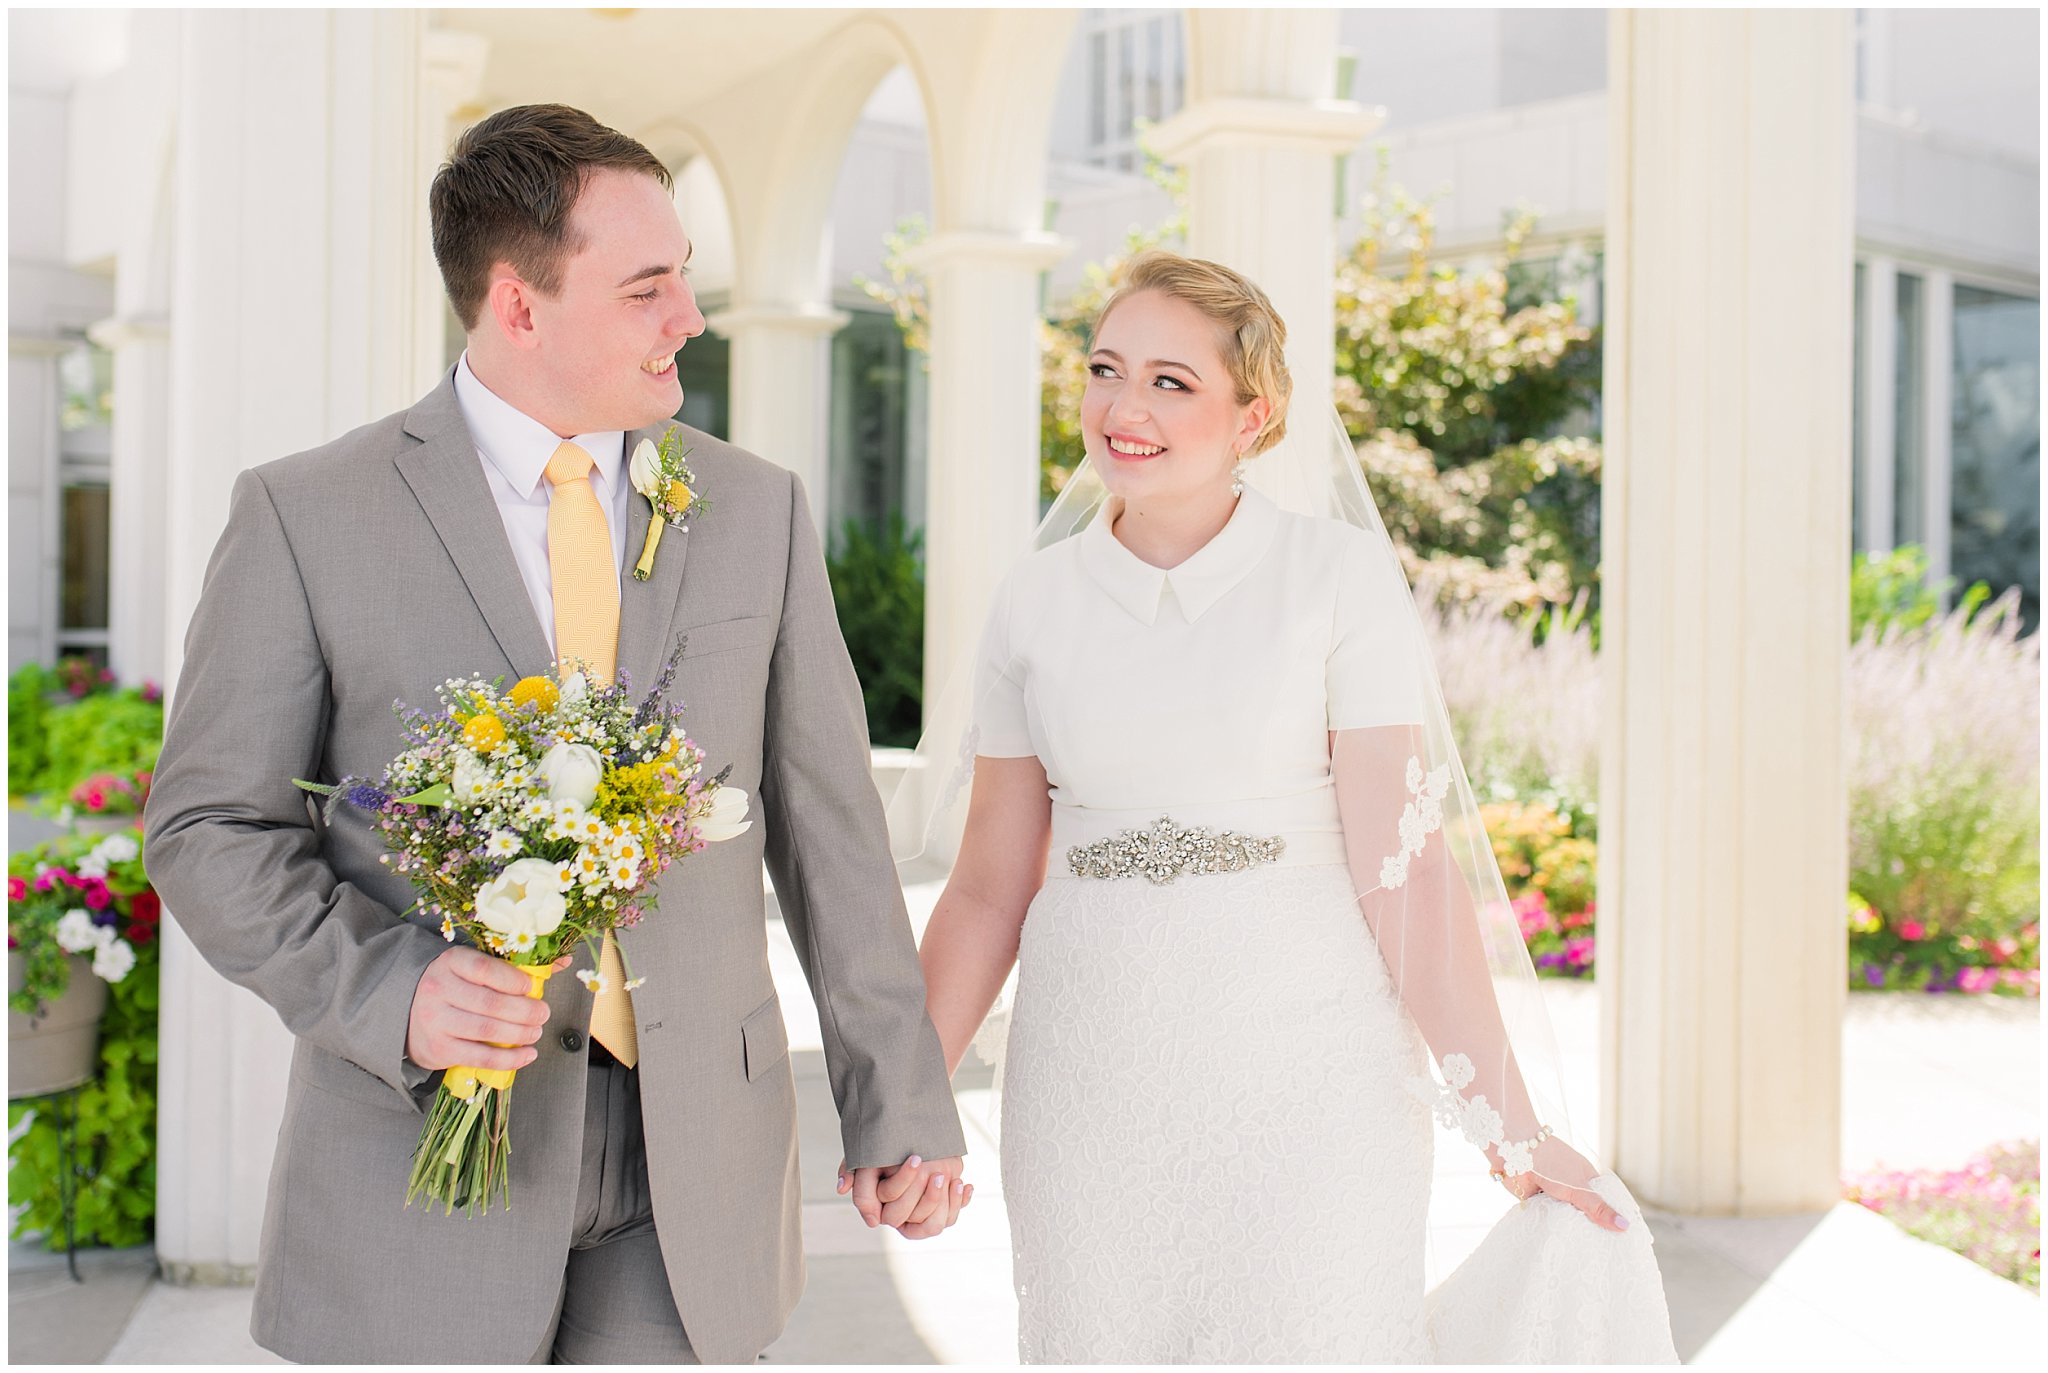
[{"left": 1000, "top": 864, "right": 1436, "bottom": 1364}]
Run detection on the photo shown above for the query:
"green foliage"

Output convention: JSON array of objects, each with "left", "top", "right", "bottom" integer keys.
[
  {"left": 8, "top": 835, "right": 162, "bottom": 1250},
  {"left": 1336, "top": 164, "right": 1604, "bottom": 614},
  {"left": 826, "top": 515, "right": 926, "bottom": 748},
  {"left": 1851, "top": 544, "right": 1992, "bottom": 641},
  {"left": 9, "top": 663, "right": 58, "bottom": 796},
  {"left": 29, "top": 690, "right": 164, "bottom": 800}
]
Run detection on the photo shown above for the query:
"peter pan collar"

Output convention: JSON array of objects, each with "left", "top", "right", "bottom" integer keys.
[{"left": 1077, "top": 486, "right": 1281, "bottom": 625}]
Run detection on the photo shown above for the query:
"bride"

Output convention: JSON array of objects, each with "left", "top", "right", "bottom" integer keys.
[{"left": 887, "top": 251, "right": 1675, "bottom": 1363}]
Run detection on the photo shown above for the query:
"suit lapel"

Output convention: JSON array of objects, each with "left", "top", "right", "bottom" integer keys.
[
  {"left": 395, "top": 379, "right": 555, "bottom": 680},
  {"left": 614, "top": 422, "right": 692, "bottom": 696}
]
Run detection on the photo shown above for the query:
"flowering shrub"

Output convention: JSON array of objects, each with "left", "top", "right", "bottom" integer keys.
[
  {"left": 7, "top": 830, "right": 162, "bottom": 1249},
  {"left": 67, "top": 770, "right": 150, "bottom": 817},
  {"left": 1482, "top": 799, "right": 1598, "bottom": 977},
  {"left": 1844, "top": 1141, "right": 2040, "bottom": 1291},
  {"left": 1848, "top": 594, "right": 2039, "bottom": 991}
]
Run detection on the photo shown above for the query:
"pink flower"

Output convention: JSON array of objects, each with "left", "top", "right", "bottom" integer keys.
[
  {"left": 82, "top": 880, "right": 112, "bottom": 911},
  {"left": 6, "top": 877, "right": 24, "bottom": 903},
  {"left": 1898, "top": 920, "right": 1926, "bottom": 942},
  {"left": 1956, "top": 967, "right": 1997, "bottom": 994}
]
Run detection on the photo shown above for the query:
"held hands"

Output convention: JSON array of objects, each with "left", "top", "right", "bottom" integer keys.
[
  {"left": 836, "top": 1156, "right": 972, "bottom": 1239},
  {"left": 1488, "top": 1135, "right": 1632, "bottom": 1234},
  {"left": 405, "top": 947, "right": 570, "bottom": 1072}
]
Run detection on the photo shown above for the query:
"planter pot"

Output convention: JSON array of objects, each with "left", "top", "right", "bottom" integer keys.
[{"left": 8, "top": 951, "right": 106, "bottom": 1098}]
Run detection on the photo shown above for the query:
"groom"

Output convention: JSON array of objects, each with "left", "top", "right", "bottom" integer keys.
[{"left": 144, "top": 104, "right": 967, "bottom": 1363}]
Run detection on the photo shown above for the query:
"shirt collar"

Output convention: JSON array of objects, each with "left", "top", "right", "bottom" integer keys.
[
  {"left": 453, "top": 351, "right": 625, "bottom": 501},
  {"left": 1077, "top": 486, "right": 1281, "bottom": 625}
]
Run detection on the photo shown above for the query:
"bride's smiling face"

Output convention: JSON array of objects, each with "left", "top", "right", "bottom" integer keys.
[{"left": 1082, "top": 289, "right": 1270, "bottom": 507}]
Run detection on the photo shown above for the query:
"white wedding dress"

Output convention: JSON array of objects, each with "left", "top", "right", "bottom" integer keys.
[{"left": 969, "top": 488, "right": 1677, "bottom": 1364}]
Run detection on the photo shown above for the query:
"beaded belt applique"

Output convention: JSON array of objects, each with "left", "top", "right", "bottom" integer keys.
[{"left": 1066, "top": 816, "right": 1287, "bottom": 884}]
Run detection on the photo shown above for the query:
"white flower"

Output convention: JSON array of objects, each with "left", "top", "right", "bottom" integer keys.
[
  {"left": 1458, "top": 1095, "right": 1505, "bottom": 1151},
  {"left": 570, "top": 846, "right": 608, "bottom": 887},
  {"left": 1396, "top": 802, "right": 1426, "bottom": 854},
  {"left": 473, "top": 858, "right": 570, "bottom": 939},
  {"left": 521, "top": 797, "right": 554, "bottom": 824},
  {"left": 548, "top": 802, "right": 587, "bottom": 841},
  {"left": 576, "top": 968, "right": 611, "bottom": 996},
  {"left": 92, "top": 937, "right": 136, "bottom": 983},
  {"left": 452, "top": 752, "right": 492, "bottom": 808},
  {"left": 537, "top": 742, "right": 604, "bottom": 810},
  {"left": 1424, "top": 764, "right": 1452, "bottom": 800},
  {"left": 54, "top": 909, "right": 106, "bottom": 954},
  {"left": 485, "top": 830, "right": 521, "bottom": 859},
  {"left": 560, "top": 671, "right": 589, "bottom": 703},
  {"left": 608, "top": 859, "right": 639, "bottom": 889},
  {"left": 74, "top": 854, "right": 110, "bottom": 881},
  {"left": 503, "top": 929, "right": 538, "bottom": 955},
  {"left": 623, "top": 976, "right": 646, "bottom": 992},
  {"left": 629, "top": 438, "right": 661, "bottom": 498},
  {"left": 697, "top": 787, "right": 753, "bottom": 843},
  {"left": 93, "top": 834, "right": 141, "bottom": 865}
]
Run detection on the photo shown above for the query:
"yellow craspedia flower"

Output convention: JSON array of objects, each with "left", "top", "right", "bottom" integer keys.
[
  {"left": 508, "top": 675, "right": 560, "bottom": 714},
  {"left": 462, "top": 713, "right": 507, "bottom": 753},
  {"left": 666, "top": 480, "right": 694, "bottom": 514}
]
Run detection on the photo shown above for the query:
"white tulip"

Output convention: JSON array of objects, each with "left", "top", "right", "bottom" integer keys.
[
  {"left": 697, "top": 787, "right": 753, "bottom": 843},
  {"left": 560, "top": 671, "right": 588, "bottom": 703},
  {"left": 473, "top": 858, "right": 569, "bottom": 939},
  {"left": 92, "top": 937, "right": 136, "bottom": 983},
  {"left": 629, "top": 439, "right": 661, "bottom": 498},
  {"left": 537, "top": 742, "right": 604, "bottom": 810}
]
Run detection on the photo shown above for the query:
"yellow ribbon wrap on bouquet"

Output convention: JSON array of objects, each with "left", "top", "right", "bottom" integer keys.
[{"left": 441, "top": 962, "right": 556, "bottom": 1100}]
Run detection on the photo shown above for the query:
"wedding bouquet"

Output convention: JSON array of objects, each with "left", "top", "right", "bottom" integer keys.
[{"left": 297, "top": 642, "right": 747, "bottom": 1216}]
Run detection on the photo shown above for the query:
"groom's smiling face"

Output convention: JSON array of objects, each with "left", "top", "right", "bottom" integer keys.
[{"left": 516, "top": 167, "right": 705, "bottom": 434}]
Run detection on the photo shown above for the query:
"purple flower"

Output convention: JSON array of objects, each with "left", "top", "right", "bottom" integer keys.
[{"left": 343, "top": 781, "right": 392, "bottom": 810}]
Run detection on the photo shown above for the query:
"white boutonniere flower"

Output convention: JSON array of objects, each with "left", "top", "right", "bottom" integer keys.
[{"left": 630, "top": 429, "right": 704, "bottom": 581}]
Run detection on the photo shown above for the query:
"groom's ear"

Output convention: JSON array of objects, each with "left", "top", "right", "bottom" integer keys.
[{"left": 485, "top": 266, "right": 542, "bottom": 351}]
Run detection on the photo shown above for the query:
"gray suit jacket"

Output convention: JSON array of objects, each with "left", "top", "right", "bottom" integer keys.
[{"left": 143, "top": 375, "right": 965, "bottom": 1363}]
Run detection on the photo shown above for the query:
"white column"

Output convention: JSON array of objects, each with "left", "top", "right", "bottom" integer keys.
[
  {"left": 1145, "top": 10, "right": 1380, "bottom": 442},
  {"left": 1600, "top": 9, "right": 1854, "bottom": 1216},
  {"left": 1918, "top": 270, "right": 1955, "bottom": 590},
  {"left": 157, "top": 8, "right": 438, "bottom": 1282},
  {"left": 703, "top": 303, "right": 848, "bottom": 534},
  {"left": 907, "top": 231, "right": 1068, "bottom": 728},
  {"left": 93, "top": 313, "right": 172, "bottom": 686},
  {"left": 1857, "top": 256, "right": 1897, "bottom": 553}
]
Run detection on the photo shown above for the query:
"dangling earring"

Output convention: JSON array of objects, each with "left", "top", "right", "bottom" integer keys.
[{"left": 1230, "top": 455, "right": 1246, "bottom": 498}]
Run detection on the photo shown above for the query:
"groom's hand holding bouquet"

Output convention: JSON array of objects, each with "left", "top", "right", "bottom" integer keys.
[{"left": 298, "top": 642, "right": 747, "bottom": 1215}]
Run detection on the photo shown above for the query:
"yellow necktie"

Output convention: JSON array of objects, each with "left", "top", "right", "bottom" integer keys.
[{"left": 544, "top": 441, "right": 636, "bottom": 1067}]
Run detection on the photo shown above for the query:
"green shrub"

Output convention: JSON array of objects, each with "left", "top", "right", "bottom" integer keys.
[
  {"left": 8, "top": 663, "right": 58, "bottom": 796},
  {"left": 32, "top": 690, "right": 164, "bottom": 800},
  {"left": 8, "top": 832, "right": 162, "bottom": 1249},
  {"left": 826, "top": 515, "right": 925, "bottom": 748},
  {"left": 1851, "top": 545, "right": 1991, "bottom": 641}
]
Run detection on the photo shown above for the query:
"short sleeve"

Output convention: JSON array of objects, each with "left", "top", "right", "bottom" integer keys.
[
  {"left": 970, "top": 570, "right": 1037, "bottom": 758},
  {"left": 1326, "top": 529, "right": 1429, "bottom": 731}
]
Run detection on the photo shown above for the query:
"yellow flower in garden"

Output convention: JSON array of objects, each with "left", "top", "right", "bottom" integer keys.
[
  {"left": 463, "top": 713, "right": 507, "bottom": 753},
  {"left": 509, "top": 676, "right": 560, "bottom": 714}
]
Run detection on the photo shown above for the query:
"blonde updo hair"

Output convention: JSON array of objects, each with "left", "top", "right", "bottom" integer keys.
[{"left": 1093, "top": 250, "right": 1293, "bottom": 456}]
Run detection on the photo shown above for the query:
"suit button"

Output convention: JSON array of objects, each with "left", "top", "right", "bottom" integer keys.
[{"left": 559, "top": 1030, "right": 584, "bottom": 1052}]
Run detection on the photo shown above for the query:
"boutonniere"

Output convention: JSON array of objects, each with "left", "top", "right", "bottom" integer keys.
[{"left": 629, "top": 428, "right": 705, "bottom": 581}]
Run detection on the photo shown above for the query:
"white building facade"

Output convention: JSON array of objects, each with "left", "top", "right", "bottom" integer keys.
[{"left": 4, "top": 5, "right": 2022, "bottom": 1274}]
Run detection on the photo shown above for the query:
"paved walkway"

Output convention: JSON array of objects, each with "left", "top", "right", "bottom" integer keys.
[{"left": 10, "top": 881, "right": 2040, "bottom": 1364}]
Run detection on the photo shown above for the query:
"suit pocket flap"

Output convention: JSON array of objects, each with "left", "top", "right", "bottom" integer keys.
[
  {"left": 678, "top": 614, "right": 776, "bottom": 661},
  {"left": 741, "top": 993, "right": 789, "bottom": 1082}
]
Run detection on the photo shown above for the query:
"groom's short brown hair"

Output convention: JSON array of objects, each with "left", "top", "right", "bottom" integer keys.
[{"left": 430, "top": 104, "right": 672, "bottom": 330}]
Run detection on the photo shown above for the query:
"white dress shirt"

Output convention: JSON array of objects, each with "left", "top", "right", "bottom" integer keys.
[{"left": 452, "top": 352, "right": 630, "bottom": 657}]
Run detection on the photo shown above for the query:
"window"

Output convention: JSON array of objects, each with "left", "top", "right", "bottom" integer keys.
[
  {"left": 1892, "top": 272, "right": 1925, "bottom": 548},
  {"left": 55, "top": 340, "right": 112, "bottom": 666},
  {"left": 827, "top": 308, "right": 920, "bottom": 536},
  {"left": 1950, "top": 285, "right": 2040, "bottom": 629},
  {"left": 1081, "top": 10, "right": 1187, "bottom": 172},
  {"left": 674, "top": 327, "right": 730, "bottom": 441}
]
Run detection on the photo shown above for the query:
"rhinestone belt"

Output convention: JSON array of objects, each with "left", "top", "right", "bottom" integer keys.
[{"left": 1066, "top": 815, "right": 1288, "bottom": 884}]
